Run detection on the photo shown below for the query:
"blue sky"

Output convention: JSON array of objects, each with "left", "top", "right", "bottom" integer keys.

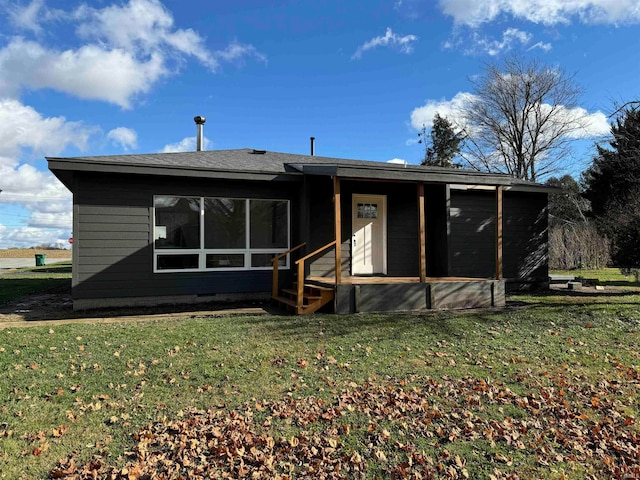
[{"left": 0, "top": 0, "right": 639, "bottom": 248}]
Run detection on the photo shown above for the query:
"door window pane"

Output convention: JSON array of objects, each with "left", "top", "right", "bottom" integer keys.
[
  {"left": 250, "top": 200, "right": 288, "bottom": 248},
  {"left": 204, "top": 198, "right": 246, "bottom": 248},
  {"left": 154, "top": 197, "right": 201, "bottom": 249},
  {"left": 357, "top": 203, "right": 378, "bottom": 219},
  {"left": 156, "top": 254, "right": 199, "bottom": 270}
]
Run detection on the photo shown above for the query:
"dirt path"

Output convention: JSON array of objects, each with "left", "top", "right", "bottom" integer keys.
[{"left": 0, "top": 291, "right": 270, "bottom": 329}]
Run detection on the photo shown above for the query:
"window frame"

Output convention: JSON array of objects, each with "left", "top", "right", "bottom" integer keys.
[{"left": 153, "top": 195, "right": 290, "bottom": 273}]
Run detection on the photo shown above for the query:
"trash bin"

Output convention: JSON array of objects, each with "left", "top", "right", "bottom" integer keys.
[{"left": 35, "top": 254, "right": 46, "bottom": 267}]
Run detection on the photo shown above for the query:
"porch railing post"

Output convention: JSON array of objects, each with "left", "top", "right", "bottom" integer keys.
[
  {"left": 297, "top": 261, "right": 304, "bottom": 312},
  {"left": 272, "top": 263, "right": 279, "bottom": 298},
  {"left": 496, "top": 185, "right": 503, "bottom": 280},
  {"left": 333, "top": 176, "right": 342, "bottom": 285},
  {"left": 418, "top": 182, "right": 427, "bottom": 282},
  {"left": 271, "top": 242, "right": 306, "bottom": 299}
]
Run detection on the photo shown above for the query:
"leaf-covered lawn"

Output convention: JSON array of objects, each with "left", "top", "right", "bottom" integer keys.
[{"left": 1, "top": 292, "right": 639, "bottom": 479}]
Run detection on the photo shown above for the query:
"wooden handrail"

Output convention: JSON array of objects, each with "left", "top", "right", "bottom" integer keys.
[
  {"left": 272, "top": 242, "right": 307, "bottom": 265},
  {"left": 295, "top": 240, "right": 337, "bottom": 265},
  {"left": 271, "top": 242, "right": 306, "bottom": 298},
  {"left": 295, "top": 240, "right": 338, "bottom": 311}
]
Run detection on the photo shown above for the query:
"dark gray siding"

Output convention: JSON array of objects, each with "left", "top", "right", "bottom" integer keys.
[
  {"left": 425, "top": 184, "right": 449, "bottom": 277},
  {"left": 73, "top": 172, "right": 299, "bottom": 300},
  {"left": 449, "top": 190, "right": 496, "bottom": 278},
  {"left": 340, "top": 181, "right": 420, "bottom": 277},
  {"left": 503, "top": 191, "right": 548, "bottom": 283},
  {"left": 308, "top": 179, "right": 426, "bottom": 278},
  {"left": 307, "top": 176, "right": 341, "bottom": 278}
]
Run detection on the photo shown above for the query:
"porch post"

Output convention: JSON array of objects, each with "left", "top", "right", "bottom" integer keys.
[
  {"left": 496, "top": 185, "right": 503, "bottom": 280},
  {"left": 417, "top": 183, "right": 427, "bottom": 282},
  {"left": 333, "top": 176, "right": 342, "bottom": 284}
]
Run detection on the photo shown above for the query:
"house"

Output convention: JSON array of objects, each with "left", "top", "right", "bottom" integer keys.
[{"left": 47, "top": 145, "right": 549, "bottom": 313}]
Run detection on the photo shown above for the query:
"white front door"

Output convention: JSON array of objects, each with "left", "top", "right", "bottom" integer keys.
[{"left": 351, "top": 194, "right": 387, "bottom": 275}]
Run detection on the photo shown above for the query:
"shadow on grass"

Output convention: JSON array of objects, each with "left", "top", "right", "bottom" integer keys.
[
  {"left": 597, "top": 280, "right": 640, "bottom": 287},
  {"left": 4, "top": 282, "right": 639, "bottom": 339},
  {"left": 531, "top": 288, "right": 640, "bottom": 298},
  {"left": 0, "top": 277, "right": 72, "bottom": 308}
]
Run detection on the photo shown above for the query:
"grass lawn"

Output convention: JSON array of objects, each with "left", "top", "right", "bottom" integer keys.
[
  {"left": 550, "top": 267, "right": 639, "bottom": 287},
  {"left": 1, "top": 286, "right": 639, "bottom": 478},
  {"left": 0, "top": 262, "right": 72, "bottom": 307}
]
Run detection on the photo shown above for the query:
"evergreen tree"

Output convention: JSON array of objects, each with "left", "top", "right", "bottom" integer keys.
[
  {"left": 418, "top": 113, "right": 463, "bottom": 167},
  {"left": 583, "top": 106, "right": 640, "bottom": 266}
]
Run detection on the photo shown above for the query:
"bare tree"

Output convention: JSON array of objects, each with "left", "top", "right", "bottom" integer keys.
[{"left": 457, "top": 57, "right": 589, "bottom": 181}]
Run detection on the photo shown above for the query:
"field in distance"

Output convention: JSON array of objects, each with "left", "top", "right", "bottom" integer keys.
[{"left": 0, "top": 248, "right": 72, "bottom": 258}]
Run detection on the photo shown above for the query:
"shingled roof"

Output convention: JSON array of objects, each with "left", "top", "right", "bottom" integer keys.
[{"left": 48, "top": 148, "right": 550, "bottom": 191}]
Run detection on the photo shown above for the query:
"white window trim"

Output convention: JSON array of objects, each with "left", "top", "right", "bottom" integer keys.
[{"left": 153, "top": 196, "right": 290, "bottom": 273}]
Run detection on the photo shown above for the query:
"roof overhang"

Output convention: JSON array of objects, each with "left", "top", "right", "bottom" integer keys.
[
  {"left": 48, "top": 154, "right": 551, "bottom": 194},
  {"left": 290, "top": 163, "right": 549, "bottom": 191},
  {"left": 48, "top": 158, "right": 302, "bottom": 191}
]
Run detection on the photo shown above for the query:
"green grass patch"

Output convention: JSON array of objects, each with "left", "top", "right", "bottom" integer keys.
[
  {"left": 1, "top": 292, "right": 639, "bottom": 478},
  {"left": 550, "top": 267, "right": 639, "bottom": 286},
  {"left": 0, "top": 263, "right": 72, "bottom": 306}
]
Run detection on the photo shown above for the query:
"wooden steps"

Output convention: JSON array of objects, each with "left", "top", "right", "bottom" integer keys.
[{"left": 272, "top": 283, "right": 335, "bottom": 315}]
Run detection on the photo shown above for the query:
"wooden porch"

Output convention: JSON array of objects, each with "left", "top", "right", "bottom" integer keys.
[
  {"left": 307, "top": 275, "right": 484, "bottom": 284},
  {"left": 271, "top": 176, "right": 507, "bottom": 315},
  {"left": 305, "top": 275, "right": 504, "bottom": 313}
]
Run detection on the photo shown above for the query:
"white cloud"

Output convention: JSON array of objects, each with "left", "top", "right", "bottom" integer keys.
[
  {"left": 161, "top": 136, "right": 212, "bottom": 153},
  {"left": 445, "top": 27, "right": 551, "bottom": 56},
  {"left": 8, "top": 0, "right": 45, "bottom": 33},
  {"left": 387, "top": 158, "right": 407, "bottom": 165},
  {"left": 108, "top": 127, "right": 138, "bottom": 150},
  {"left": 555, "top": 106, "right": 610, "bottom": 138},
  {"left": 73, "top": 0, "right": 266, "bottom": 72},
  {"left": 0, "top": 0, "right": 266, "bottom": 109},
  {"left": 468, "top": 27, "right": 533, "bottom": 56},
  {"left": 352, "top": 27, "right": 418, "bottom": 60},
  {"left": 439, "top": 0, "right": 640, "bottom": 26},
  {"left": 28, "top": 210, "right": 72, "bottom": 229},
  {"left": 6, "top": 0, "right": 63, "bottom": 34},
  {"left": 214, "top": 41, "right": 268, "bottom": 65},
  {"left": 409, "top": 92, "right": 609, "bottom": 138},
  {"left": 0, "top": 100, "right": 90, "bottom": 248},
  {"left": 0, "top": 39, "right": 167, "bottom": 109},
  {"left": 74, "top": 0, "right": 217, "bottom": 68},
  {"left": 410, "top": 92, "right": 475, "bottom": 130},
  {"left": 0, "top": 224, "right": 71, "bottom": 249},
  {"left": 528, "top": 41, "right": 553, "bottom": 52},
  {"left": 0, "top": 164, "right": 73, "bottom": 248},
  {"left": 0, "top": 99, "right": 92, "bottom": 160}
]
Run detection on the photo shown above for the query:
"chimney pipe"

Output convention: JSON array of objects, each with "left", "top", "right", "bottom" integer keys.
[
  {"left": 194, "top": 116, "right": 206, "bottom": 151},
  {"left": 310, "top": 136, "right": 315, "bottom": 156}
]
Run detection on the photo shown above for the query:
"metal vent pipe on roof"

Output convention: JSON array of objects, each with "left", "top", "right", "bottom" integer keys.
[
  {"left": 194, "top": 116, "right": 206, "bottom": 151},
  {"left": 310, "top": 136, "right": 315, "bottom": 156}
]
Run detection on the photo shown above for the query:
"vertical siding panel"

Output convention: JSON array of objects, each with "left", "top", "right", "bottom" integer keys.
[
  {"left": 503, "top": 191, "right": 548, "bottom": 285},
  {"left": 449, "top": 190, "right": 496, "bottom": 278}
]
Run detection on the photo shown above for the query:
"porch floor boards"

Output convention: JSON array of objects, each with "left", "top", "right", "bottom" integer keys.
[{"left": 306, "top": 275, "right": 489, "bottom": 285}]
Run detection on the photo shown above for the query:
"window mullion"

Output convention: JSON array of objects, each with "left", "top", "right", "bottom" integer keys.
[
  {"left": 200, "top": 197, "right": 206, "bottom": 269},
  {"left": 246, "top": 199, "right": 251, "bottom": 269}
]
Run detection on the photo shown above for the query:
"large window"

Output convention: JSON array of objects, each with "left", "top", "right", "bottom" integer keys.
[{"left": 154, "top": 196, "right": 290, "bottom": 272}]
